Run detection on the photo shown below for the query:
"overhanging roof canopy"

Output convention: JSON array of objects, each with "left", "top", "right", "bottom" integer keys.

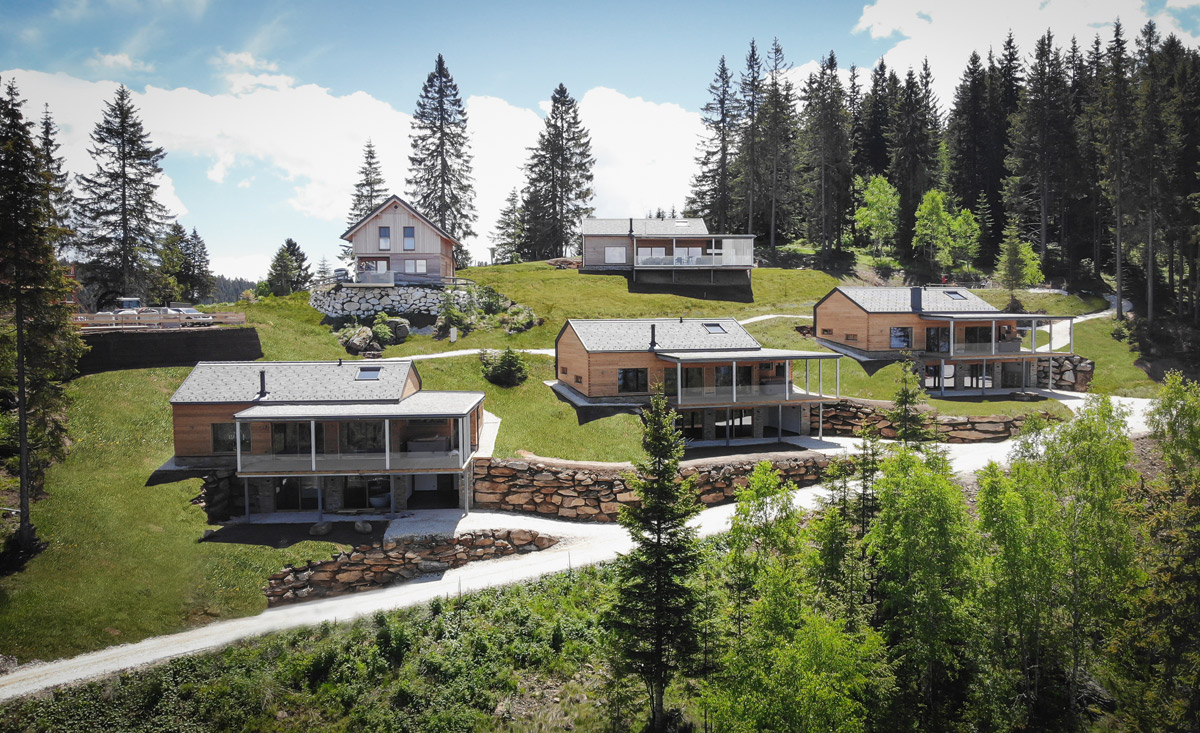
[
  {"left": 656, "top": 348, "right": 840, "bottom": 363},
  {"left": 234, "top": 391, "right": 484, "bottom": 421},
  {"left": 918, "top": 312, "right": 1076, "bottom": 321}
]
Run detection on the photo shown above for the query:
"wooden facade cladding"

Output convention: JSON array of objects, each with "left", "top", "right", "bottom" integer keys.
[
  {"left": 173, "top": 402, "right": 266, "bottom": 458},
  {"left": 581, "top": 234, "right": 632, "bottom": 269},
  {"left": 555, "top": 325, "right": 592, "bottom": 394},
  {"left": 347, "top": 199, "right": 456, "bottom": 277}
]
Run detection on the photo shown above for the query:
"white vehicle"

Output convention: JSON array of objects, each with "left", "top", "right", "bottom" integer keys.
[{"left": 174, "top": 307, "right": 213, "bottom": 326}]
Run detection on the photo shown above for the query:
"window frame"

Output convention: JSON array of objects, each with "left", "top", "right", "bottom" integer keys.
[
  {"left": 889, "top": 327, "right": 913, "bottom": 349},
  {"left": 211, "top": 422, "right": 251, "bottom": 454},
  {"left": 378, "top": 226, "right": 391, "bottom": 251},
  {"left": 402, "top": 226, "right": 416, "bottom": 251},
  {"left": 403, "top": 259, "right": 428, "bottom": 274},
  {"left": 617, "top": 368, "right": 649, "bottom": 394},
  {"left": 604, "top": 246, "right": 627, "bottom": 264}
]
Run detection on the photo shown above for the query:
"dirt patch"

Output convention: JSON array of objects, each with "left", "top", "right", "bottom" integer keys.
[{"left": 1130, "top": 434, "right": 1167, "bottom": 486}]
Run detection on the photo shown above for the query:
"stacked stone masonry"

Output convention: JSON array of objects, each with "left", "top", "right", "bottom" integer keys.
[
  {"left": 472, "top": 455, "right": 829, "bottom": 522},
  {"left": 809, "top": 398, "right": 1060, "bottom": 443},
  {"left": 1036, "top": 354, "right": 1094, "bottom": 392},
  {"left": 309, "top": 284, "right": 470, "bottom": 319},
  {"left": 265, "top": 529, "right": 558, "bottom": 605}
]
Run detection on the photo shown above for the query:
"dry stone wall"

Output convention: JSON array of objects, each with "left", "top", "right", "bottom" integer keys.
[
  {"left": 265, "top": 528, "right": 558, "bottom": 605},
  {"left": 309, "top": 284, "right": 469, "bottom": 319},
  {"left": 810, "top": 398, "right": 1059, "bottom": 443},
  {"left": 472, "top": 455, "right": 829, "bottom": 522},
  {"left": 1036, "top": 354, "right": 1094, "bottom": 392}
]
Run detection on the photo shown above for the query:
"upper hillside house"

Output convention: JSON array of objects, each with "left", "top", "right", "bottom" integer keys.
[
  {"left": 169, "top": 360, "right": 485, "bottom": 520},
  {"left": 579, "top": 218, "right": 756, "bottom": 286},
  {"left": 341, "top": 195, "right": 460, "bottom": 284},
  {"left": 555, "top": 317, "right": 842, "bottom": 444},
  {"left": 813, "top": 286, "right": 1076, "bottom": 394}
]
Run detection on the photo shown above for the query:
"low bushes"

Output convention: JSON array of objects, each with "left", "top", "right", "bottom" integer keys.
[{"left": 480, "top": 348, "right": 529, "bottom": 387}]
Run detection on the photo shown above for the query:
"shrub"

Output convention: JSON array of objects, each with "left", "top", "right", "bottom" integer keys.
[
  {"left": 499, "top": 304, "right": 542, "bottom": 335},
  {"left": 371, "top": 312, "right": 394, "bottom": 346},
  {"left": 480, "top": 348, "right": 528, "bottom": 387}
]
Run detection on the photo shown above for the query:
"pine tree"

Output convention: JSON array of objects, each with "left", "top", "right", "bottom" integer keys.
[
  {"left": 1100, "top": 21, "right": 1135, "bottom": 318},
  {"left": 605, "top": 392, "right": 702, "bottom": 732},
  {"left": 685, "top": 56, "right": 741, "bottom": 232},
  {"left": 734, "top": 40, "right": 764, "bottom": 235},
  {"left": 1007, "top": 31, "right": 1075, "bottom": 271},
  {"left": 859, "top": 61, "right": 898, "bottom": 179},
  {"left": 946, "top": 51, "right": 995, "bottom": 262},
  {"left": 519, "top": 84, "right": 594, "bottom": 260},
  {"left": 345, "top": 140, "right": 387, "bottom": 263},
  {"left": 406, "top": 54, "right": 477, "bottom": 269},
  {"left": 75, "top": 85, "right": 171, "bottom": 306},
  {"left": 888, "top": 70, "right": 939, "bottom": 252},
  {"left": 489, "top": 188, "right": 523, "bottom": 264},
  {"left": 1133, "top": 21, "right": 1171, "bottom": 326},
  {"left": 0, "top": 79, "right": 87, "bottom": 550},
  {"left": 801, "top": 51, "right": 852, "bottom": 253},
  {"left": 266, "top": 243, "right": 296, "bottom": 297},
  {"left": 884, "top": 359, "right": 936, "bottom": 445},
  {"left": 180, "top": 227, "right": 213, "bottom": 302},
  {"left": 315, "top": 257, "right": 331, "bottom": 280},
  {"left": 995, "top": 221, "right": 1043, "bottom": 295},
  {"left": 760, "top": 39, "right": 802, "bottom": 249},
  {"left": 34, "top": 104, "right": 74, "bottom": 256},
  {"left": 281, "top": 238, "right": 311, "bottom": 291}
]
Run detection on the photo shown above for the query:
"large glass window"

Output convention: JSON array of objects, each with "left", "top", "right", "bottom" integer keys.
[
  {"left": 663, "top": 367, "right": 677, "bottom": 395},
  {"left": 715, "top": 365, "right": 733, "bottom": 387},
  {"left": 403, "top": 226, "right": 416, "bottom": 250},
  {"left": 925, "top": 327, "right": 950, "bottom": 353},
  {"left": 378, "top": 226, "right": 391, "bottom": 250},
  {"left": 272, "top": 422, "right": 323, "bottom": 455},
  {"left": 736, "top": 365, "right": 754, "bottom": 386},
  {"left": 212, "top": 423, "right": 251, "bottom": 454},
  {"left": 617, "top": 368, "right": 649, "bottom": 393},
  {"left": 890, "top": 327, "right": 913, "bottom": 349},
  {"left": 684, "top": 367, "right": 704, "bottom": 389},
  {"left": 964, "top": 326, "right": 992, "bottom": 344},
  {"left": 604, "top": 246, "right": 626, "bottom": 264},
  {"left": 340, "top": 421, "right": 384, "bottom": 453},
  {"left": 404, "top": 259, "right": 428, "bottom": 274}
]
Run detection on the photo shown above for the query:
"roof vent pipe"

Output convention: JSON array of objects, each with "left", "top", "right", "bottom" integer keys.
[
  {"left": 628, "top": 217, "right": 634, "bottom": 237},
  {"left": 338, "top": 358, "right": 342, "bottom": 366},
  {"left": 649, "top": 323, "right": 657, "bottom": 350},
  {"left": 258, "top": 369, "right": 267, "bottom": 399}
]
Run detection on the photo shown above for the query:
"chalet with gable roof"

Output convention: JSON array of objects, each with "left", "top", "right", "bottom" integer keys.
[
  {"left": 554, "top": 317, "right": 842, "bottom": 444},
  {"left": 341, "top": 195, "right": 460, "bottom": 283},
  {"left": 168, "top": 359, "right": 485, "bottom": 519},
  {"left": 813, "top": 286, "right": 1076, "bottom": 393}
]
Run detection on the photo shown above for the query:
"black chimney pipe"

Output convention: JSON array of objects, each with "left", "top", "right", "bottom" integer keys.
[
  {"left": 649, "top": 323, "right": 657, "bottom": 350},
  {"left": 258, "top": 369, "right": 267, "bottom": 398}
]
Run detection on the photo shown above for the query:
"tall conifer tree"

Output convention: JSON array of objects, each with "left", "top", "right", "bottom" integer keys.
[
  {"left": 406, "top": 54, "right": 477, "bottom": 269},
  {"left": 734, "top": 41, "right": 764, "bottom": 235},
  {"left": 686, "top": 56, "right": 741, "bottom": 232},
  {"left": 76, "top": 85, "right": 170, "bottom": 305},
  {"left": 34, "top": 104, "right": 74, "bottom": 256},
  {"left": 345, "top": 140, "right": 387, "bottom": 262},
  {"left": 888, "top": 70, "right": 939, "bottom": 252},
  {"left": 1100, "top": 21, "right": 1135, "bottom": 318},
  {"left": 802, "top": 51, "right": 852, "bottom": 252},
  {"left": 519, "top": 83, "right": 594, "bottom": 260}
]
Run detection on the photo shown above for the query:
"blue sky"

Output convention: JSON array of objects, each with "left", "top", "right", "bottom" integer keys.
[{"left": 3, "top": 0, "right": 1197, "bottom": 280}]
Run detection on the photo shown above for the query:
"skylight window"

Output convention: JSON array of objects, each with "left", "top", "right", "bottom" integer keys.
[
  {"left": 944, "top": 291, "right": 967, "bottom": 300},
  {"left": 356, "top": 366, "right": 382, "bottom": 381},
  {"left": 703, "top": 323, "right": 727, "bottom": 334},
  {"left": 674, "top": 220, "right": 690, "bottom": 227}
]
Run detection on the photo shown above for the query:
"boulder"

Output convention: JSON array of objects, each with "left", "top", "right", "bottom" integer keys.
[
  {"left": 309, "top": 521, "right": 332, "bottom": 537},
  {"left": 354, "top": 520, "right": 373, "bottom": 535}
]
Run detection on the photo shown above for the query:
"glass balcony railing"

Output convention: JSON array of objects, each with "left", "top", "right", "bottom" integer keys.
[
  {"left": 634, "top": 240, "right": 754, "bottom": 267},
  {"left": 239, "top": 449, "right": 465, "bottom": 474},
  {"left": 674, "top": 381, "right": 800, "bottom": 405}
]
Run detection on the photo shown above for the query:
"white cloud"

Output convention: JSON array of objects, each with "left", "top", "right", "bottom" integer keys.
[
  {"left": 214, "top": 50, "right": 278, "bottom": 71},
  {"left": 855, "top": 0, "right": 1200, "bottom": 106},
  {"left": 87, "top": 51, "right": 154, "bottom": 72},
  {"left": 224, "top": 72, "right": 295, "bottom": 94},
  {"left": 580, "top": 87, "right": 704, "bottom": 220},
  {"left": 236, "top": 176, "right": 254, "bottom": 188},
  {"left": 466, "top": 95, "right": 542, "bottom": 249}
]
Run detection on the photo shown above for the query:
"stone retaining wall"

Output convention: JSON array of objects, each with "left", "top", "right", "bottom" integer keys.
[
  {"left": 309, "top": 283, "right": 469, "bottom": 319},
  {"left": 1036, "top": 354, "right": 1094, "bottom": 392},
  {"left": 810, "top": 398, "right": 1058, "bottom": 443},
  {"left": 265, "top": 528, "right": 558, "bottom": 605},
  {"left": 472, "top": 455, "right": 828, "bottom": 522}
]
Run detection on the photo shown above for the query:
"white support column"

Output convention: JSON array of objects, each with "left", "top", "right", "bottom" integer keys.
[
  {"left": 818, "top": 359, "right": 824, "bottom": 397},
  {"left": 982, "top": 359, "right": 987, "bottom": 394},
  {"left": 1022, "top": 357, "right": 1028, "bottom": 389},
  {"left": 805, "top": 360, "right": 810, "bottom": 395},
  {"left": 235, "top": 422, "right": 243, "bottom": 473},
  {"left": 1069, "top": 320, "right": 1074, "bottom": 354},
  {"left": 725, "top": 407, "right": 731, "bottom": 445},
  {"left": 949, "top": 324, "right": 955, "bottom": 357},
  {"left": 243, "top": 478, "right": 250, "bottom": 519},
  {"left": 1031, "top": 319, "right": 1038, "bottom": 352},
  {"left": 732, "top": 360, "right": 738, "bottom": 403},
  {"left": 1049, "top": 319, "right": 1055, "bottom": 353},
  {"left": 676, "top": 362, "right": 682, "bottom": 403},
  {"left": 383, "top": 419, "right": 390, "bottom": 469},
  {"left": 310, "top": 420, "right": 317, "bottom": 471},
  {"left": 460, "top": 417, "right": 468, "bottom": 456},
  {"left": 836, "top": 359, "right": 840, "bottom": 398},
  {"left": 940, "top": 359, "right": 946, "bottom": 397},
  {"left": 818, "top": 403, "right": 824, "bottom": 439},
  {"left": 786, "top": 360, "right": 792, "bottom": 401},
  {"left": 778, "top": 404, "right": 783, "bottom": 438},
  {"left": 991, "top": 320, "right": 997, "bottom": 356}
]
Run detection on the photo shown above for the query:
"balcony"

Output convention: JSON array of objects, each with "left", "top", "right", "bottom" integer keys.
[
  {"left": 239, "top": 449, "right": 465, "bottom": 474},
  {"left": 634, "top": 239, "right": 754, "bottom": 268},
  {"left": 673, "top": 381, "right": 814, "bottom": 406}
]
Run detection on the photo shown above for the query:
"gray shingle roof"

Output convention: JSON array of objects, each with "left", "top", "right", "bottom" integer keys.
[
  {"left": 834, "top": 287, "right": 997, "bottom": 313},
  {"left": 234, "top": 391, "right": 484, "bottom": 420},
  {"left": 567, "top": 318, "right": 760, "bottom": 352},
  {"left": 171, "top": 361, "right": 413, "bottom": 404},
  {"left": 581, "top": 218, "right": 710, "bottom": 236}
]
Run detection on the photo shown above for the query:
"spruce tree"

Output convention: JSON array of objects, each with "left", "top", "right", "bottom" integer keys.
[
  {"left": 281, "top": 238, "right": 311, "bottom": 291},
  {"left": 888, "top": 70, "right": 939, "bottom": 252},
  {"left": 0, "top": 79, "right": 87, "bottom": 550},
  {"left": 760, "top": 39, "right": 802, "bottom": 249},
  {"left": 345, "top": 140, "right": 387, "bottom": 262},
  {"left": 1133, "top": 21, "right": 1170, "bottom": 327},
  {"left": 180, "top": 227, "right": 213, "bottom": 302},
  {"left": 520, "top": 84, "right": 594, "bottom": 260},
  {"left": 151, "top": 222, "right": 187, "bottom": 304},
  {"left": 734, "top": 40, "right": 764, "bottom": 235},
  {"left": 605, "top": 392, "right": 702, "bottom": 732},
  {"left": 801, "top": 51, "right": 852, "bottom": 253},
  {"left": 406, "top": 54, "right": 477, "bottom": 269},
  {"left": 76, "top": 85, "right": 170, "bottom": 306},
  {"left": 995, "top": 221, "right": 1043, "bottom": 295},
  {"left": 685, "top": 56, "right": 741, "bottom": 232},
  {"left": 946, "top": 51, "right": 994, "bottom": 261},
  {"left": 266, "top": 243, "right": 296, "bottom": 297},
  {"left": 489, "top": 188, "right": 523, "bottom": 264},
  {"left": 34, "top": 104, "right": 74, "bottom": 256},
  {"left": 859, "top": 61, "right": 898, "bottom": 178},
  {"left": 315, "top": 256, "right": 331, "bottom": 280},
  {"left": 884, "top": 359, "right": 935, "bottom": 445},
  {"left": 1100, "top": 21, "right": 1135, "bottom": 318}
]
